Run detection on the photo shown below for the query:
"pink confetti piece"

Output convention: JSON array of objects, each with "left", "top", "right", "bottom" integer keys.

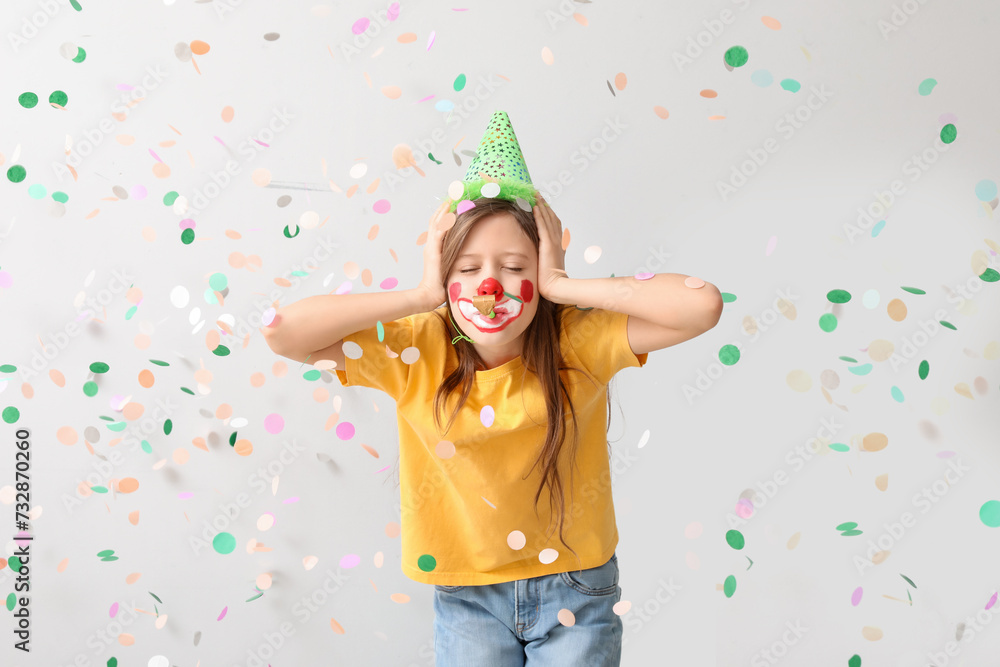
[
  {"left": 987, "top": 592, "right": 998, "bottom": 611},
  {"left": 387, "top": 3, "right": 400, "bottom": 20},
  {"left": 735, "top": 498, "right": 754, "bottom": 518},
  {"left": 634, "top": 271, "right": 654, "bottom": 281},
  {"left": 379, "top": 277, "right": 399, "bottom": 289},
  {"left": 851, "top": 586, "right": 863, "bottom": 606},
  {"left": 416, "top": 94, "right": 435, "bottom": 103},
  {"left": 765, "top": 235, "right": 777, "bottom": 256},
  {"left": 148, "top": 149, "right": 163, "bottom": 163},
  {"left": 178, "top": 492, "right": 194, "bottom": 499},
  {"left": 130, "top": 184, "right": 148, "bottom": 199},
  {"left": 339, "top": 554, "right": 361, "bottom": 569},
  {"left": 282, "top": 497, "right": 299, "bottom": 504},
  {"left": 109, "top": 602, "right": 119, "bottom": 617},
  {"left": 375, "top": 465, "right": 390, "bottom": 473},
  {"left": 264, "top": 413, "right": 285, "bottom": 434},
  {"left": 179, "top": 218, "right": 196, "bottom": 230},
  {"left": 352, "top": 17, "right": 370, "bottom": 34},
  {"left": 456, "top": 200, "right": 475, "bottom": 215},
  {"left": 427, "top": 30, "right": 436, "bottom": 50},
  {"left": 336, "top": 421, "right": 355, "bottom": 440},
  {"left": 373, "top": 199, "right": 391, "bottom": 214},
  {"left": 253, "top": 138, "right": 269, "bottom": 148},
  {"left": 217, "top": 605, "right": 228, "bottom": 621}
]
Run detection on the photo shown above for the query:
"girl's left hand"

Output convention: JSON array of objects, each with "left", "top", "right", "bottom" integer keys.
[{"left": 533, "top": 193, "right": 568, "bottom": 300}]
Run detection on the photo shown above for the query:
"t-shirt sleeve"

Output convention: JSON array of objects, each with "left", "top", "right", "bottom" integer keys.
[
  {"left": 334, "top": 314, "right": 416, "bottom": 401},
  {"left": 561, "top": 305, "right": 648, "bottom": 384}
]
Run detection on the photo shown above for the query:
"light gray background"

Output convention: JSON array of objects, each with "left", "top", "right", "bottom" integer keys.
[{"left": 2, "top": 0, "right": 999, "bottom": 665}]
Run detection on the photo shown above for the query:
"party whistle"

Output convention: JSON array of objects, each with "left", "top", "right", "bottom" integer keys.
[{"left": 472, "top": 294, "right": 496, "bottom": 318}]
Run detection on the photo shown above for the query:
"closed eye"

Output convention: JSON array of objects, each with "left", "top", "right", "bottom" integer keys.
[{"left": 460, "top": 268, "right": 522, "bottom": 273}]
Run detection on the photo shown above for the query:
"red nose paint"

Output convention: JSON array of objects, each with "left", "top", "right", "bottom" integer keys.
[{"left": 478, "top": 277, "right": 503, "bottom": 298}]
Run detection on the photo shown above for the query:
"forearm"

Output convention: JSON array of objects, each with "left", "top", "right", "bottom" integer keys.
[
  {"left": 545, "top": 273, "right": 723, "bottom": 331},
  {"left": 262, "top": 288, "right": 439, "bottom": 357}
]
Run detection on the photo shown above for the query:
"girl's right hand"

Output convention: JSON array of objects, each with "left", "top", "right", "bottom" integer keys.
[{"left": 417, "top": 199, "right": 454, "bottom": 308}]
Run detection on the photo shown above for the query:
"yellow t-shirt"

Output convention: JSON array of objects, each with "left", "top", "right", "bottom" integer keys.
[{"left": 334, "top": 303, "right": 648, "bottom": 585}]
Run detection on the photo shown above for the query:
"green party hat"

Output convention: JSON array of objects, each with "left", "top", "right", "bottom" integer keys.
[{"left": 446, "top": 110, "right": 539, "bottom": 213}]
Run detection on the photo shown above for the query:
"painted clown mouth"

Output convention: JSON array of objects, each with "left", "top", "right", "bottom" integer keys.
[{"left": 457, "top": 297, "right": 523, "bottom": 330}]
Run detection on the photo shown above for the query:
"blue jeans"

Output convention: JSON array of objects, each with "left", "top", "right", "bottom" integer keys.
[{"left": 433, "top": 552, "right": 622, "bottom": 666}]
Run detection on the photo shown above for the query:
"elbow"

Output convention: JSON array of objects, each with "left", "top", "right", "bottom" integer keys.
[{"left": 700, "top": 286, "right": 725, "bottom": 331}]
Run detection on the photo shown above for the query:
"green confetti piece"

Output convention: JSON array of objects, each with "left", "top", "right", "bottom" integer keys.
[
  {"left": 70, "top": 0, "right": 82, "bottom": 10},
  {"left": 49, "top": 90, "right": 68, "bottom": 107},
  {"left": 303, "top": 369, "right": 321, "bottom": 381},
  {"left": 900, "top": 286, "right": 926, "bottom": 295},
  {"left": 779, "top": 78, "right": 801, "bottom": 93},
  {"left": 52, "top": 191, "right": 69, "bottom": 203},
  {"left": 18, "top": 92, "right": 38, "bottom": 109},
  {"left": 7, "top": 165, "right": 27, "bottom": 183},
  {"left": 828, "top": 443, "right": 850, "bottom": 452},
  {"left": 90, "top": 361, "right": 110, "bottom": 374},
  {"left": 0, "top": 364, "right": 17, "bottom": 373},
  {"left": 428, "top": 153, "right": 443, "bottom": 164},
  {"left": 212, "top": 345, "right": 231, "bottom": 356},
  {"left": 819, "top": 313, "right": 838, "bottom": 332},
  {"left": 890, "top": 386, "right": 905, "bottom": 402},
  {"left": 83, "top": 380, "right": 99, "bottom": 396},
  {"left": 108, "top": 658, "right": 118, "bottom": 667},
  {"left": 125, "top": 305, "right": 138, "bottom": 320},
  {"left": 246, "top": 592, "right": 264, "bottom": 602},
  {"left": 841, "top": 529, "right": 863, "bottom": 536},
  {"left": 723, "top": 575, "right": 737, "bottom": 598},
  {"left": 827, "top": 289, "right": 852, "bottom": 304},
  {"left": 721, "top": 292, "right": 736, "bottom": 303},
  {"left": 141, "top": 440, "right": 152, "bottom": 453},
  {"left": 980, "top": 268, "right": 1000, "bottom": 282},
  {"left": 97, "top": 549, "right": 115, "bottom": 557},
  {"left": 106, "top": 421, "right": 127, "bottom": 432},
  {"left": 725, "top": 530, "right": 745, "bottom": 550},
  {"left": 848, "top": 363, "right": 872, "bottom": 376},
  {"left": 229, "top": 431, "right": 238, "bottom": 446},
  {"left": 836, "top": 522, "right": 858, "bottom": 531},
  {"left": 213, "top": 532, "right": 236, "bottom": 554},
  {"left": 940, "top": 320, "right": 956, "bottom": 330},
  {"left": 848, "top": 654, "right": 861, "bottom": 667},
  {"left": 163, "top": 191, "right": 179, "bottom": 206},
  {"left": 377, "top": 320, "right": 385, "bottom": 342},
  {"left": 150, "top": 359, "right": 170, "bottom": 366},
  {"left": 453, "top": 73, "right": 466, "bottom": 91},
  {"left": 940, "top": 123, "right": 957, "bottom": 144},
  {"left": 283, "top": 225, "right": 300, "bottom": 238},
  {"left": 900, "top": 573, "right": 917, "bottom": 589},
  {"left": 5, "top": 592, "right": 15, "bottom": 611},
  {"left": 91, "top": 486, "right": 108, "bottom": 493},
  {"left": 101, "top": 556, "right": 119, "bottom": 561},
  {"left": 417, "top": 554, "right": 437, "bottom": 572},
  {"left": 28, "top": 184, "right": 46, "bottom": 199},
  {"left": 719, "top": 344, "right": 740, "bottom": 366},
  {"left": 72, "top": 47, "right": 86, "bottom": 63},
  {"left": 2, "top": 406, "right": 20, "bottom": 424},
  {"left": 181, "top": 386, "right": 195, "bottom": 395},
  {"left": 980, "top": 500, "right": 1000, "bottom": 528},
  {"left": 9, "top": 556, "right": 22, "bottom": 571},
  {"left": 839, "top": 355, "right": 859, "bottom": 363},
  {"left": 149, "top": 591, "right": 163, "bottom": 603},
  {"left": 917, "top": 78, "right": 937, "bottom": 96},
  {"left": 164, "top": 419, "right": 173, "bottom": 435},
  {"left": 181, "top": 228, "right": 196, "bottom": 244},
  {"left": 724, "top": 46, "right": 748, "bottom": 68},
  {"left": 918, "top": 360, "right": 929, "bottom": 379}
]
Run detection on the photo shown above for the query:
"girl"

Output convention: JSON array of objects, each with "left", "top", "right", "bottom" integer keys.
[{"left": 263, "top": 114, "right": 723, "bottom": 666}]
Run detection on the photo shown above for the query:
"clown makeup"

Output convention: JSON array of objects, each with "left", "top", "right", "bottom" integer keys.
[{"left": 448, "top": 277, "right": 535, "bottom": 333}]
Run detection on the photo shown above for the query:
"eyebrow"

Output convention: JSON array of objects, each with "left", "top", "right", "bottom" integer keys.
[{"left": 457, "top": 251, "right": 530, "bottom": 260}]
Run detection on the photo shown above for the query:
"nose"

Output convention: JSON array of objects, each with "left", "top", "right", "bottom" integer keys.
[{"left": 477, "top": 277, "right": 503, "bottom": 299}]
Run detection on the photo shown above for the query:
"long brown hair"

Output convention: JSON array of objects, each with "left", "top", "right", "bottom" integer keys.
[{"left": 423, "top": 197, "right": 615, "bottom": 565}]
